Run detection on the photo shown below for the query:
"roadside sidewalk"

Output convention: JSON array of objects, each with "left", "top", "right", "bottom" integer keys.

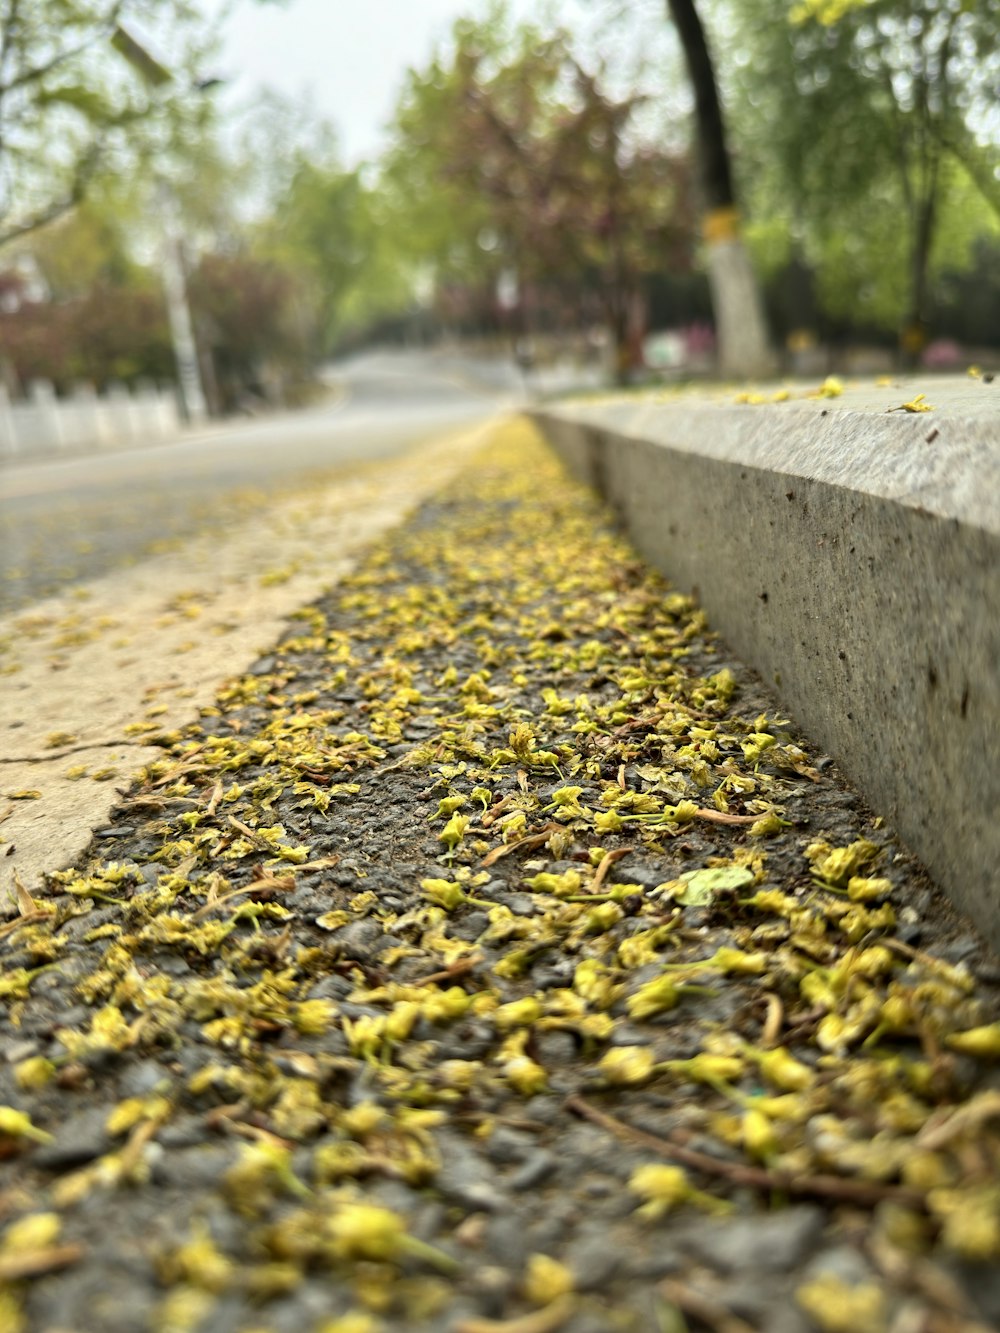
[
  {"left": 0, "top": 422, "right": 493, "bottom": 913},
  {"left": 2, "top": 417, "right": 999, "bottom": 1333}
]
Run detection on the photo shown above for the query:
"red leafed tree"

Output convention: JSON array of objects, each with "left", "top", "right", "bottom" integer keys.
[
  {"left": 461, "top": 52, "right": 696, "bottom": 378},
  {"left": 0, "top": 272, "right": 172, "bottom": 390},
  {"left": 187, "top": 252, "right": 311, "bottom": 411},
  {"left": 392, "top": 21, "right": 697, "bottom": 380}
]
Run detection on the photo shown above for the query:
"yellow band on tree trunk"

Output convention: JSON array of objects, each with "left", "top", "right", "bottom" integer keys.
[{"left": 703, "top": 206, "right": 741, "bottom": 244}]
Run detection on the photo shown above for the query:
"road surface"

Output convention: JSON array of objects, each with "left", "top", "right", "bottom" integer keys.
[{"left": 0, "top": 350, "right": 515, "bottom": 614}]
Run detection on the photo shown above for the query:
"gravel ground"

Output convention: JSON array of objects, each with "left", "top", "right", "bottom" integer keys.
[{"left": 2, "top": 417, "right": 1000, "bottom": 1333}]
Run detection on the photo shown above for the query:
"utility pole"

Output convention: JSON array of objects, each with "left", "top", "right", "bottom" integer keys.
[
  {"left": 156, "top": 180, "right": 208, "bottom": 423},
  {"left": 111, "top": 24, "right": 209, "bottom": 423}
]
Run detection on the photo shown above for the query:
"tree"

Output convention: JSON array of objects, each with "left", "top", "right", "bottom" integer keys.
[
  {"left": 386, "top": 13, "right": 696, "bottom": 378},
  {"left": 0, "top": 177, "right": 176, "bottom": 390},
  {"left": 271, "top": 161, "right": 393, "bottom": 355},
  {"left": 199, "top": 90, "right": 411, "bottom": 357},
  {"left": 188, "top": 251, "right": 310, "bottom": 411},
  {"left": 381, "top": 22, "right": 509, "bottom": 324},
  {"left": 726, "top": 0, "right": 1000, "bottom": 359},
  {"left": 0, "top": 1, "right": 221, "bottom": 249},
  {"left": 665, "top": 0, "right": 775, "bottom": 377},
  {"left": 0, "top": 267, "right": 172, "bottom": 390}
]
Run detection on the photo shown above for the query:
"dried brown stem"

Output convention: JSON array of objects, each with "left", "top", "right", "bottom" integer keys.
[
  {"left": 414, "top": 955, "right": 484, "bottom": 987},
  {"left": 287, "top": 856, "right": 340, "bottom": 873},
  {"left": 482, "top": 795, "right": 515, "bottom": 828},
  {"left": 188, "top": 878, "right": 289, "bottom": 922},
  {"left": 454, "top": 1295, "right": 576, "bottom": 1333},
  {"left": 226, "top": 815, "right": 262, "bottom": 842},
  {"left": 113, "top": 795, "right": 198, "bottom": 813},
  {"left": 917, "top": 1091, "right": 1000, "bottom": 1151},
  {"left": 0, "top": 909, "right": 49, "bottom": 938},
  {"left": 480, "top": 824, "right": 562, "bottom": 868},
  {"left": 693, "top": 807, "right": 759, "bottom": 826},
  {"left": 205, "top": 779, "right": 224, "bottom": 817},
  {"left": 149, "top": 745, "right": 207, "bottom": 786},
  {"left": 565, "top": 1095, "right": 926, "bottom": 1210},
  {"left": 761, "top": 992, "right": 784, "bottom": 1048},
  {"left": 659, "top": 1278, "right": 757, "bottom": 1333},
  {"left": 590, "top": 846, "right": 634, "bottom": 892},
  {"left": 0, "top": 1243, "right": 86, "bottom": 1281}
]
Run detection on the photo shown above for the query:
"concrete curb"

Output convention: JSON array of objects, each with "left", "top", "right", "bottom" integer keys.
[{"left": 533, "top": 379, "right": 1000, "bottom": 942}]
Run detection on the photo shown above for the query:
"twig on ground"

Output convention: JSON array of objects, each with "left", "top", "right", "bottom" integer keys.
[
  {"left": 149, "top": 745, "right": 207, "bottom": 786},
  {"left": 590, "top": 846, "right": 634, "bottom": 892},
  {"left": 659, "top": 1278, "right": 758, "bottom": 1333},
  {"left": 414, "top": 955, "right": 484, "bottom": 986},
  {"left": 481, "top": 795, "right": 515, "bottom": 827},
  {"left": 188, "top": 875, "right": 293, "bottom": 922},
  {"left": 454, "top": 1295, "right": 576, "bottom": 1333},
  {"left": 0, "top": 1244, "right": 86, "bottom": 1281},
  {"left": 761, "top": 993, "right": 784, "bottom": 1048},
  {"left": 226, "top": 815, "right": 263, "bottom": 842},
  {"left": 113, "top": 795, "right": 199, "bottom": 813},
  {"left": 480, "top": 824, "right": 563, "bottom": 867},
  {"left": 565, "top": 1095, "right": 926, "bottom": 1210},
  {"left": 916, "top": 1091, "right": 1000, "bottom": 1151},
  {"left": 0, "top": 909, "right": 50, "bottom": 938},
  {"left": 692, "top": 808, "right": 759, "bottom": 826},
  {"left": 205, "top": 779, "right": 224, "bottom": 817}
]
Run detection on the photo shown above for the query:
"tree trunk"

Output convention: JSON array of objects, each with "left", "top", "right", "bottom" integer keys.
[
  {"left": 605, "top": 287, "right": 646, "bottom": 386},
  {"left": 901, "top": 178, "right": 937, "bottom": 369},
  {"left": 704, "top": 240, "right": 775, "bottom": 379},
  {"left": 666, "top": 0, "right": 775, "bottom": 379},
  {"left": 609, "top": 299, "right": 631, "bottom": 386}
]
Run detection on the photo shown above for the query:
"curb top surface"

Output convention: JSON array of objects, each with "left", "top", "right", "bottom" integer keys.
[{"left": 541, "top": 375, "right": 1000, "bottom": 530}]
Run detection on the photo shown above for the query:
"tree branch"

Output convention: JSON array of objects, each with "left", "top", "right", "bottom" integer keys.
[
  {"left": 0, "top": 142, "right": 103, "bottom": 249},
  {"left": 934, "top": 129, "right": 1000, "bottom": 221},
  {"left": 566, "top": 1094, "right": 928, "bottom": 1211},
  {"left": 0, "top": 0, "right": 24, "bottom": 83},
  {"left": 0, "top": 0, "right": 127, "bottom": 97}
]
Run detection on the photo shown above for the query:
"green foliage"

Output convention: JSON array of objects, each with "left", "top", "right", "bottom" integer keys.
[
  {"left": 188, "top": 250, "right": 312, "bottom": 410},
  {"left": 0, "top": 172, "right": 172, "bottom": 388},
  {"left": 5, "top": 0, "right": 996, "bottom": 393},
  {"left": 0, "top": 0, "right": 219, "bottom": 247},
  {"left": 28, "top": 189, "right": 145, "bottom": 299},
  {"left": 380, "top": 24, "right": 502, "bottom": 291},
  {"left": 268, "top": 160, "right": 410, "bottom": 351},
  {"left": 724, "top": 0, "right": 1000, "bottom": 336}
]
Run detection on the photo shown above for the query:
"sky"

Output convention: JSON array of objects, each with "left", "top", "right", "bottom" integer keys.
[{"left": 215, "top": 0, "right": 642, "bottom": 165}]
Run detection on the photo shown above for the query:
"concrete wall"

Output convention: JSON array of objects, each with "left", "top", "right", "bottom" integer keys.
[
  {"left": 0, "top": 381, "right": 181, "bottom": 461},
  {"left": 534, "top": 386, "right": 1000, "bottom": 942}
]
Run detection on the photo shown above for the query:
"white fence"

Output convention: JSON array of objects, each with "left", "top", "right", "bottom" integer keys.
[{"left": 0, "top": 381, "right": 182, "bottom": 461}]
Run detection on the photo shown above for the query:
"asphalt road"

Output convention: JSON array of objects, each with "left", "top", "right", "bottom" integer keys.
[{"left": 0, "top": 350, "right": 516, "bottom": 614}]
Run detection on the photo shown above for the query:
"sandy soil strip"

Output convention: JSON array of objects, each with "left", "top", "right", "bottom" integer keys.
[{"left": 0, "top": 419, "right": 502, "bottom": 900}]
